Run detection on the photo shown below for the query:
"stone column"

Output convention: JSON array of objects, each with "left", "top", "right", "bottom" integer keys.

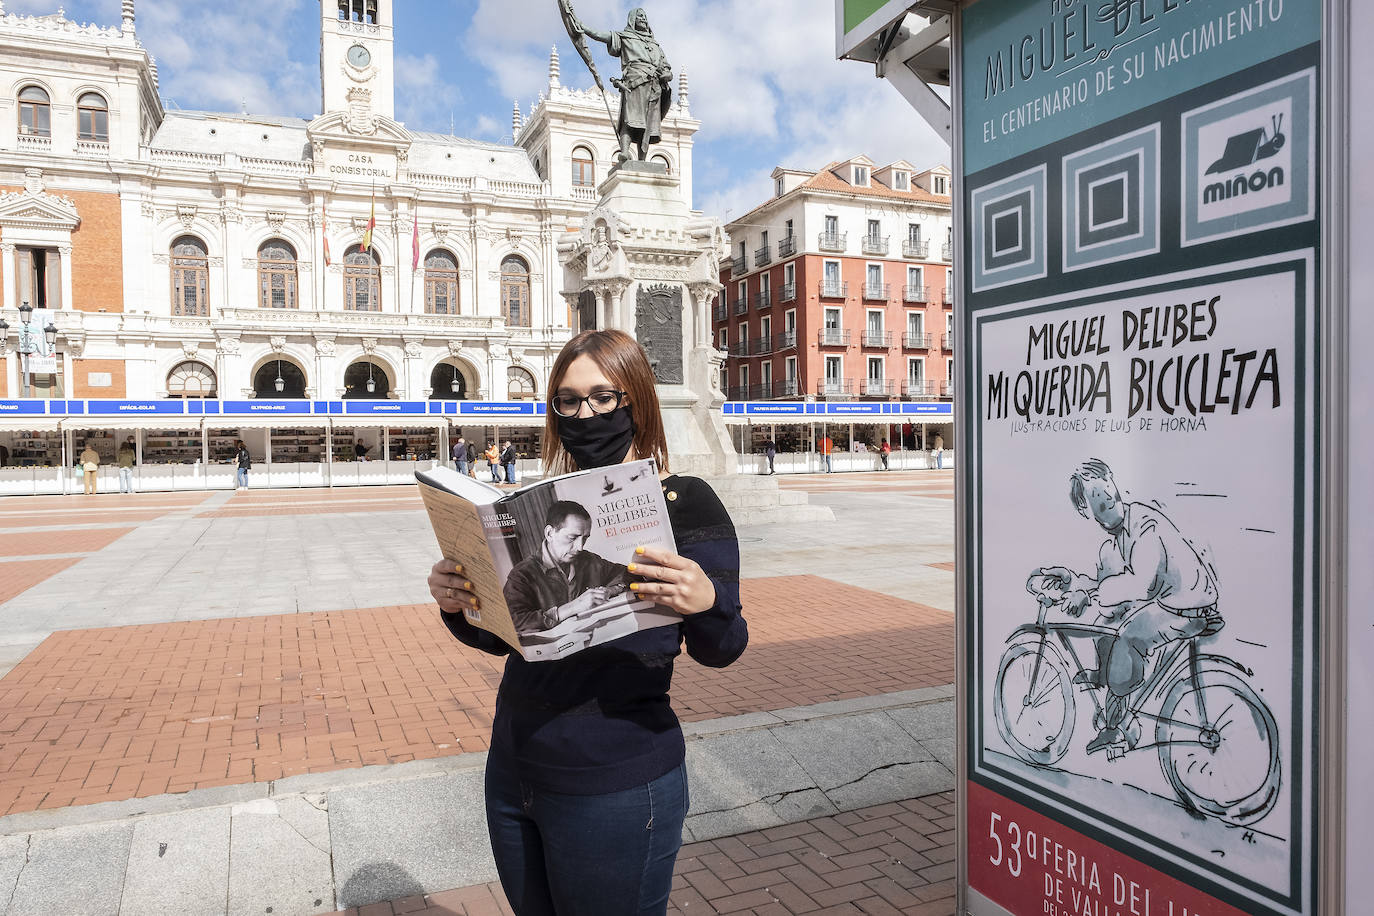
[{"left": 0, "top": 244, "right": 15, "bottom": 311}]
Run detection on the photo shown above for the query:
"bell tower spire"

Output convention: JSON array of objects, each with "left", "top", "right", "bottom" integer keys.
[
  {"left": 121, "top": 0, "right": 135, "bottom": 34},
  {"left": 549, "top": 45, "right": 561, "bottom": 90},
  {"left": 320, "top": 0, "right": 395, "bottom": 119}
]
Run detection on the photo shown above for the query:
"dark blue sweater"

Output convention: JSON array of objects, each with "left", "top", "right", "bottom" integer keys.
[{"left": 439, "top": 474, "right": 748, "bottom": 794}]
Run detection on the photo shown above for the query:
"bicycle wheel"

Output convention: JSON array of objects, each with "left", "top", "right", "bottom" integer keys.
[
  {"left": 1155, "top": 666, "right": 1280, "bottom": 826},
  {"left": 993, "top": 637, "right": 1075, "bottom": 766}
]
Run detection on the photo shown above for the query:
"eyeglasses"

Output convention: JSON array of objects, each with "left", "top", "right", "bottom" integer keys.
[{"left": 551, "top": 389, "right": 627, "bottom": 418}]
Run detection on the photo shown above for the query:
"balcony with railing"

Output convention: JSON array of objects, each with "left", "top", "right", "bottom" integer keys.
[
  {"left": 779, "top": 282, "right": 797, "bottom": 302},
  {"left": 816, "top": 377, "right": 854, "bottom": 398},
  {"left": 903, "top": 284, "right": 928, "bottom": 302},
  {"left": 731, "top": 255, "right": 749, "bottom": 276},
  {"left": 778, "top": 235, "right": 797, "bottom": 258},
  {"left": 818, "top": 280, "right": 848, "bottom": 299},
  {"left": 752, "top": 335, "right": 775, "bottom": 356},
  {"left": 903, "top": 379, "right": 939, "bottom": 399},
  {"left": 726, "top": 385, "right": 751, "bottom": 401},
  {"left": 903, "top": 239, "right": 930, "bottom": 259},
  {"left": 734, "top": 296, "right": 749, "bottom": 316},
  {"left": 818, "top": 328, "right": 851, "bottom": 347},
  {"left": 754, "top": 243, "right": 772, "bottom": 267},
  {"left": 771, "top": 379, "right": 800, "bottom": 399},
  {"left": 943, "top": 287, "right": 954, "bottom": 306},
  {"left": 774, "top": 331, "right": 798, "bottom": 352},
  {"left": 754, "top": 290, "right": 772, "bottom": 310},
  {"left": 712, "top": 302, "right": 728, "bottom": 322},
  {"left": 941, "top": 241, "right": 954, "bottom": 260},
  {"left": 728, "top": 341, "right": 750, "bottom": 358},
  {"left": 818, "top": 232, "right": 847, "bottom": 253},
  {"left": 942, "top": 380, "right": 956, "bottom": 398},
  {"left": 902, "top": 332, "right": 932, "bottom": 350},
  {"left": 862, "top": 283, "right": 890, "bottom": 301},
  {"left": 862, "top": 379, "right": 895, "bottom": 397},
  {"left": 861, "top": 330, "right": 893, "bottom": 348},
  {"left": 861, "top": 234, "right": 889, "bottom": 256},
  {"left": 942, "top": 332, "right": 954, "bottom": 350}
]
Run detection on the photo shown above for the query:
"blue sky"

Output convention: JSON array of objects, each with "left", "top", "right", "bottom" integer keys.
[{"left": 13, "top": 0, "right": 948, "bottom": 218}]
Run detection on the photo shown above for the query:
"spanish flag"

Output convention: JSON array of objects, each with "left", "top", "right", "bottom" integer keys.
[
  {"left": 361, "top": 185, "right": 376, "bottom": 253},
  {"left": 321, "top": 201, "right": 332, "bottom": 267}
]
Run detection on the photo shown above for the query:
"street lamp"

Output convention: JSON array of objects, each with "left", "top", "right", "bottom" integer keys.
[
  {"left": 366, "top": 361, "right": 376, "bottom": 394},
  {"left": 450, "top": 364, "right": 460, "bottom": 394},
  {"left": 274, "top": 358, "right": 285, "bottom": 394}
]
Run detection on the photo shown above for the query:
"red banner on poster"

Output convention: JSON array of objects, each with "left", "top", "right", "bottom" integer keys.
[{"left": 967, "top": 783, "right": 1251, "bottom": 916}]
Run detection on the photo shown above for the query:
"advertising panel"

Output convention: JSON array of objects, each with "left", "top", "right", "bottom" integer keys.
[{"left": 959, "top": 2, "right": 1322, "bottom": 915}]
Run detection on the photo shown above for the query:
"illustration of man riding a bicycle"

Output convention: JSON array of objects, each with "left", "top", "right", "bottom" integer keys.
[{"left": 993, "top": 459, "right": 1281, "bottom": 826}]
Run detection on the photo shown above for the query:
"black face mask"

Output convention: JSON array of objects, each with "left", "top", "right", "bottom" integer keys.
[{"left": 557, "top": 406, "right": 636, "bottom": 469}]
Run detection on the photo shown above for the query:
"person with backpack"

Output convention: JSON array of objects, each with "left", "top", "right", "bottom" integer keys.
[
  {"left": 234, "top": 440, "right": 252, "bottom": 488},
  {"left": 465, "top": 439, "right": 479, "bottom": 477}
]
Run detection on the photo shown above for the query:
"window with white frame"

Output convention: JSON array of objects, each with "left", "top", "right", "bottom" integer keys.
[
  {"left": 572, "top": 146, "right": 595, "bottom": 187},
  {"left": 824, "top": 307, "right": 841, "bottom": 329},
  {"left": 824, "top": 355, "right": 842, "bottom": 384},
  {"left": 784, "top": 309, "right": 796, "bottom": 334},
  {"left": 908, "top": 223, "right": 922, "bottom": 245},
  {"left": 907, "top": 265, "right": 923, "bottom": 298},
  {"left": 867, "top": 357, "right": 884, "bottom": 381},
  {"left": 824, "top": 214, "right": 838, "bottom": 236},
  {"left": 852, "top": 165, "right": 869, "bottom": 186},
  {"left": 761, "top": 361, "right": 772, "bottom": 390},
  {"left": 907, "top": 311, "right": 924, "bottom": 337},
  {"left": 784, "top": 218, "right": 794, "bottom": 240},
  {"left": 823, "top": 260, "right": 841, "bottom": 293},
  {"left": 908, "top": 358, "right": 925, "bottom": 382},
  {"left": 783, "top": 262, "right": 795, "bottom": 298},
  {"left": 760, "top": 272, "right": 770, "bottom": 298},
  {"left": 761, "top": 315, "right": 772, "bottom": 342},
  {"left": 775, "top": 176, "right": 785, "bottom": 197},
  {"left": 866, "top": 263, "right": 882, "bottom": 295},
  {"left": 718, "top": 328, "right": 728, "bottom": 349},
  {"left": 785, "top": 356, "right": 797, "bottom": 381},
  {"left": 934, "top": 174, "right": 948, "bottom": 194},
  {"left": 740, "top": 364, "right": 750, "bottom": 387},
  {"left": 893, "top": 171, "right": 909, "bottom": 191},
  {"left": 867, "top": 219, "right": 880, "bottom": 241}
]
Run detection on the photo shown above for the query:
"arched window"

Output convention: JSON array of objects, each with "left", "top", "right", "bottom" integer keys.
[
  {"left": 423, "top": 249, "right": 459, "bottom": 315},
  {"left": 500, "top": 255, "right": 530, "bottom": 327},
  {"left": 77, "top": 92, "right": 108, "bottom": 142},
  {"left": 338, "top": 0, "right": 378, "bottom": 23},
  {"left": 253, "top": 359, "right": 307, "bottom": 398},
  {"left": 430, "top": 362, "right": 468, "bottom": 400},
  {"left": 508, "top": 366, "right": 536, "bottom": 400},
  {"left": 18, "top": 86, "right": 50, "bottom": 138},
  {"left": 571, "top": 146, "right": 595, "bottom": 187},
  {"left": 167, "top": 361, "right": 217, "bottom": 398},
  {"left": 343, "top": 360, "right": 390, "bottom": 399},
  {"left": 651, "top": 153, "right": 671, "bottom": 174},
  {"left": 170, "top": 236, "right": 209, "bottom": 317},
  {"left": 343, "top": 245, "right": 381, "bottom": 311},
  {"left": 257, "top": 240, "right": 299, "bottom": 309}
]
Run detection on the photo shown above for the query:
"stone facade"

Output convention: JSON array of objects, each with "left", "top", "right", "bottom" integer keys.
[{"left": 0, "top": 2, "right": 699, "bottom": 402}]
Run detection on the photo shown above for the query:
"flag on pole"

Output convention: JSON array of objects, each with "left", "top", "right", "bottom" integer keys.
[
  {"left": 411, "top": 205, "right": 420, "bottom": 270},
  {"left": 321, "top": 200, "right": 332, "bottom": 267},
  {"left": 361, "top": 184, "right": 376, "bottom": 253}
]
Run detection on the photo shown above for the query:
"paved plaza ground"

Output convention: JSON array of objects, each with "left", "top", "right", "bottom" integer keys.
[{"left": 0, "top": 470, "right": 957, "bottom": 915}]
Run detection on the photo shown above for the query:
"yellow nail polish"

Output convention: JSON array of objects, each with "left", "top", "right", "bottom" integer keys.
[
  {"left": 464, "top": 581, "right": 473, "bottom": 590},
  {"left": 635, "top": 546, "right": 646, "bottom": 555},
  {"left": 627, "top": 563, "right": 637, "bottom": 573},
  {"left": 629, "top": 582, "right": 640, "bottom": 591}
]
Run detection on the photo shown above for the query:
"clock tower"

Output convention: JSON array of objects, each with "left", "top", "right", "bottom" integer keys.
[{"left": 320, "top": 0, "right": 394, "bottom": 121}]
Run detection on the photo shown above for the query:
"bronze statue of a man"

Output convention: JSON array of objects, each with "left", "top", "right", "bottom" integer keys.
[{"left": 574, "top": 7, "right": 673, "bottom": 162}]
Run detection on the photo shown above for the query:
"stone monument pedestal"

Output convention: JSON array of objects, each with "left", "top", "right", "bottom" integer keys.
[{"left": 558, "top": 163, "right": 833, "bottom": 523}]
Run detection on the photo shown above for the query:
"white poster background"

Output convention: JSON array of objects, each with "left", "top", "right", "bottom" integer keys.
[{"left": 971, "top": 258, "right": 1315, "bottom": 907}]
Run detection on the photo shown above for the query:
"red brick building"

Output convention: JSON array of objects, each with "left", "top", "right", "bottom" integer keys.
[{"left": 714, "top": 156, "right": 954, "bottom": 403}]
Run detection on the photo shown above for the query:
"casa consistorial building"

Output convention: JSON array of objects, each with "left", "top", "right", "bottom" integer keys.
[{"left": 0, "top": 0, "right": 699, "bottom": 407}]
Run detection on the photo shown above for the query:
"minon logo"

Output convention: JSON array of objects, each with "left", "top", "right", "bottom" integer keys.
[{"left": 1202, "top": 113, "right": 1286, "bottom": 204}]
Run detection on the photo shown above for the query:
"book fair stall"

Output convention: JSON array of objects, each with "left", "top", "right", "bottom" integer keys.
[{"left": 721, "top": 400, "right": 954, "bottom": 474}]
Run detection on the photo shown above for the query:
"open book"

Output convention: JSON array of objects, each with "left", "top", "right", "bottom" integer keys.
[{"left": 416, "top": 457, "right": 681, "bottom": 661}]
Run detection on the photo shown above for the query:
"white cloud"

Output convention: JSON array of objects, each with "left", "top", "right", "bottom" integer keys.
[{"left": 395, "top": 53, "right": 465, "bottom": 132}]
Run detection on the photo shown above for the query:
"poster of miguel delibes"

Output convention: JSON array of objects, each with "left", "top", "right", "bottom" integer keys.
[{"left": 959, "top": 2, "right": 1320, "bottom": 916}]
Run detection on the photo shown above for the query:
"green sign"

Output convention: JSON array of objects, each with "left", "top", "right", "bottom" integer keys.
[{"left": 843, "top": 0, "right": 890, "bottom": 32}]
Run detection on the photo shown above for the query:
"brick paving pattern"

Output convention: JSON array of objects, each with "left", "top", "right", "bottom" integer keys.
[
  {"left": 319, "top": 791, "right": 958, "bottom": 916},
  {"left": 0, "top": 527, "right": 134, "bottom": 557},
  {"left": 0, "top": 557, "right": 81, "bottom": 605},
  {"left": 0, "top": 575, "right": 953, "bottom": 817},
  {"left": 778, "top": 471, "right": 953, "bottom": 500}
]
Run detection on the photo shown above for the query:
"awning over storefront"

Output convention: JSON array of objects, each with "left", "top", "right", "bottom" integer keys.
[{"left": 721, "top": 401, "right": 954, "bottom": 425}]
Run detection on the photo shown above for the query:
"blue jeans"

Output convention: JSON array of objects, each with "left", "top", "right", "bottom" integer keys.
[
  {"left": 491, "top": 463, "right": 502, "bottom": 483},
  {"left": 485, "top": 761, "right": 688, "bottom": 916},
  {"left": 823, "top": 454, "right": 832, "bottom": 472},
  {"left": 118, "top": 467, "right": 133, "bottom": 493},
  {"left": 236, "top": 468, "right": 249, "bottom": 488},
  {"left": 456, "top": 459, "right": 468, "bottom": 475},
  {"left": 505, "top": 463, "right": 516, "bottom": 484}
]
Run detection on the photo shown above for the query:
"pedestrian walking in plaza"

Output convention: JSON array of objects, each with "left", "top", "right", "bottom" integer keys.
[
  {"left": 880, "top": 438, "right": 891, "bottom": 471},
  {"left": 484, "top": 441, "right": 501, "bottom": 483},
  {"left": 235, "top": 440, "right": 251, "bottom": 488},
  {"left": 465, "top": 440, "right": 478, "bottom": 477},
  {"left": 79, "top": 442, "right": 100, "bottom": 495},
  {"left": 117, "top": 435, "right": 136, "bottom": 493},
  {"left": 763, "top": 438, "right": 776, "bottom": 475},
  {"left": 428, "top": 328, "right": 748, "bottom": 916},
  {"left": 819, "top": 435, "right": 834, "bottom": 473},
  {"left": 452, "top": 437, "right": 468, "bottom": 475},
  {"left": 500, "top": 439, "right": 517, "bottom": 484},
  {"left": 933, "top": 433, "right": 945, "bottom": 470}
]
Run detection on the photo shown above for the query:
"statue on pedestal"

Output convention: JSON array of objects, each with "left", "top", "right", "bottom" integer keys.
[{"left": 558, "top": 3, "right": 673, "bottom": 162}]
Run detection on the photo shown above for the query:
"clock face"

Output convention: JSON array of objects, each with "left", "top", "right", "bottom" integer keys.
[{"left": 347, "top": 44, "right": 371, "bottom": 69}]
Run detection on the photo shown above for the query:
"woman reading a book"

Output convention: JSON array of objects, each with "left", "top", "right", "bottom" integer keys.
[{"left": 427, "top": 329, "right": 748, "bottom": 916}]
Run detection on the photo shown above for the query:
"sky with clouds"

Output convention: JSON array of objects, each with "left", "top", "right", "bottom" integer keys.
[{"left": 11, "top": 0, "right": 949, "bottom": 218}]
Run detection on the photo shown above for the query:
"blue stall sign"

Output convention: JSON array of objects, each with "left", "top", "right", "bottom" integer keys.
[
  {"left": 0, "top": 400, "right": 48, "bottom": 415},
  {"left": 459, "top": 401, "right": 538, "bottom": 416},
  {"left": 87, "top": 400, "right": 185, "bottom": 415},
  {"left": 221, "top": 400, "right": 313, "bottom": 415},
  {"left": 342, "top": 400, "right": 426, "bottom": 415}
]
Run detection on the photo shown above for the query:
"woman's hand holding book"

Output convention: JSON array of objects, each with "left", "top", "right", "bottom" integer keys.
[
  {"left": 430, "top": 560, "right": 480, "bottom": 614},
  {"left": 626, "top": 545, "right": 717, "bottom": 615}
]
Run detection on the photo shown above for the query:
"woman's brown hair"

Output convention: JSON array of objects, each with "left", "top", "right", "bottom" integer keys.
[{"left": 541, "top": 329, "right": 669, "bottom": 475}]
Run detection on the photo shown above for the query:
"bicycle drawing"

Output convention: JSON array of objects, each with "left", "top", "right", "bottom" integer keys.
[{"left": 990, "top": 459, "right": 1281, "bottom": 827}]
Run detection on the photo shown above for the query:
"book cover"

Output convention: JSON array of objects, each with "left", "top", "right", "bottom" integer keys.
[{"left": 417, "top": 457, "right": 680, "bottom": 661}]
